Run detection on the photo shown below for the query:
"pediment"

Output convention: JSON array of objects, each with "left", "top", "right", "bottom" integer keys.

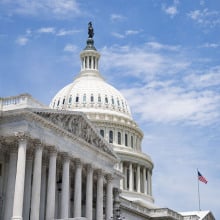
[{"left": 33, "top": 110, "right": 116, "bottom": 158}]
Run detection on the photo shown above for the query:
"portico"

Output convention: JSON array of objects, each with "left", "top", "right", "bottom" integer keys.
[{"left": 0, "top": 108, "right": 119, "bottom": 220}]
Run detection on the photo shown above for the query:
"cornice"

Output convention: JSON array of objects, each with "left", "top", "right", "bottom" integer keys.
[{"left": 1, "top": 108, "right": 118, "bottom": 161}]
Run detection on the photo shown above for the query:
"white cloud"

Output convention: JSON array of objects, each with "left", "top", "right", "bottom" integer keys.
[
  {"left": 1, "top": 0, "right": 81, "bottom": 18},
  {"left": 37, "top": 27, "right": 55, "bottom": 34},
  {"left": 16, "top": 36, "right": 29, "bottom": 46},
  {"left": 145, "top": 41, "right": 180, "bottom": 51},
  {"left": 184, "top": 66, "right": 220, "bottom": 88},
  {"left": 200, "top": 43, "right": 219, "bottom": 48},
  {"left": 164, "top": 6, "right": 178, "bottom": 17},
  {"left": 121, "top": 84, "right": 220, "bottom": 125},
  {"left": 111, "top": 32, "right": 125, "bottom": 39},
  {"left": 162, "top": 0, "right": 179, "bottom": 18},
  {"left": 56, "top": 29, "right": 81, "bottom": 36},
  {"left": 188, "top": 8, "right": 220, "bottom": 28},
  {"left": 125, "top": 30, "right": 141, "bottom": 35},
  {"left": 64, "top": 44, "right": 78, "bottom": 52},
  {"left": 110, "top": 14, "right": 126, "bottom": 22},
  {"left": 101, "top": 44, "right": 189, "bottom": 79},
  {"left": 100, "top": 44, "right": 220, "bottom": 126}
]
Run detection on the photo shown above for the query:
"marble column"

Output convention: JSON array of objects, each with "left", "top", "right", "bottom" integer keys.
[
  {"left": 106, "top": 174, "right": 113, "bottom": 220},
  {"left": 113, "top": 188, "right": 121, "bottom": 219},
  {"left": 4, "top": 147, "right": 17, "bottom": 220},
  {"left": 45, "top": 149, "right": 57, "bottom": 220},
  {"left": 11, "top": 138, "right": 27, "bottom": 220},
  {"left": 96, "top": 170, "right": 103, "bottom": 220},
  {"left": 129, "top": 163, "right": 133, "bottom": 191},
  {"left": 30, "top": 145, "right": 43, "bottom": 220},
  {"left": 147, "top": 169, "right": 151, "bottom": 196},
  {"left": 143, "top": 167, "right": 147, "bottom": 194},
  {"left": 39, "top": 157, "right": 47, "bottom": 220},
  {"left": 137, "top": 165, "right": 141, "bottom": 193},
  {"left": 119, "top": 162, "right": 123, "bottom": 189},
  {"left": 74, "top": 159, "right": 82, "bottom": 217},
  {"left": 124, "top": 165, "right": 127, "bottom": 190},
  {"left": 23, "top": 151, "right": 33, "bottom": 220},
  {"left": 149, "top": 170, "right": 152, "bottom": 196},
  {"left": 61, "top": 154, "right": 70, "bottom": 219},
  {"left": 85, "top": 164, "right": 93, "bottom": 220}
]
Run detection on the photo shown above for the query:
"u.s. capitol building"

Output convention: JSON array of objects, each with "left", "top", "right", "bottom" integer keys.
[{"left": 0, "top": 23, "right": 215, "bottom": 220}]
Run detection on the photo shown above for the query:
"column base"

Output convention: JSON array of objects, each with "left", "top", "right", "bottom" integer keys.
[{"left": 11, "top": 216, "right": 22, "bottom": 220}]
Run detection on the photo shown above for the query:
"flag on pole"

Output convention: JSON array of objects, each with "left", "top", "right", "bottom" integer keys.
[{"left": 198, "top": 171, "right": 208, "bottom": 184}]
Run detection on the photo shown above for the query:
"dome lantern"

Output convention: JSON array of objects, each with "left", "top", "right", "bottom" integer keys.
[{"left": 80, "top": 22, "right": 100, "bottom": 72}]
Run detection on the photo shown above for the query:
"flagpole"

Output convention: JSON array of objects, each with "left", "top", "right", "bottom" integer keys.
[{"left": 197, "top": 168, "right": 201, "bottom": 211}]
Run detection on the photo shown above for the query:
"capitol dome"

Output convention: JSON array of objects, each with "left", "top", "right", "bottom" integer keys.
[
  {"left": 50, "top": 23, "right": 154, "bottom": 206},
  {"left": 50, "top": 37, "right": 132, "bottom": 120}
]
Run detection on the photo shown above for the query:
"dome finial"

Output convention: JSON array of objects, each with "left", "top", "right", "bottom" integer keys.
[
  {"left": 88, "top": 21, "right": 94, "bottom": 39},
  {"left": 85, "top": 21, "right": 96, "bottom": 50}
]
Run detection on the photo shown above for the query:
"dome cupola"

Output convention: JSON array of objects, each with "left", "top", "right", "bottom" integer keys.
[{"left": 50, "top": 22, "right": 132, "bottom": 120}]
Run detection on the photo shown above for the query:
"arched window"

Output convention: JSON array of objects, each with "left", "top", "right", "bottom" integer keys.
[
  {"left": 76, "top": 95, "right": 79, "bottom": 103},
  {"left": 111, "top": 97, "right": 114, "bottom": 105},
  {"left": 53, "top": 101, "right": 56, "bottom": 108},
  {"left": 109, "top": 130, "right": 113, "bottom": 143},
  {"left": 89, "top": 56, "right": 91, "bottom": 68},
  {"left": 91, "top": 94, "right": 94, "bottom": 102},
  {"left": 57, "top": 100, "right": 60, "bottom": 106},
  {"left": 98, "top": 95, "right": 101, "bottom": 103},
  {"left": 100, "top": 129, "right": 104, "bottom": 137},
  {"left": 131, "top": 136, "right": 134, "bottom": 148},
  {"left": 68, "top": 96, "right": 72, "bottom": 104},
  {"left": 83, "top": 94, "right": 86, "bottom": 103},
  {"left": 62, "top": 98, "right": 65, "bottom": 105},
  {"left": 105, "top": 96, "right": 108, "bottom": 104},
  {"left": 117, "top": 99, "right": 120, "bottom": 106},
  {"left": 125, "top": 134, "right": 128, "bottom": 146},
  {"left": 118, "top": 132, "right": 121, "bottom": 145}
]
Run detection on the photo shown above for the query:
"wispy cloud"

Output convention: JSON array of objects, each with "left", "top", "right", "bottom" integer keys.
[
  {"left": 56, "top": 29, "right": 81, "bottom": 36},
  {"left": 101, "top": 43, "right": 189, "bottom": 79},
  {"left": 110, "top": 14, "right": 126, "bottom": 22},
  {"left": 125, "top": 30, "right": 142, "bottom": 36},
  {"left": 122, "top": 84, "right": 220, "bottom": 125},
  {"left": 145, "top": 41, "right": 180, "bottom": 51},
  {"left": 200, "top": 43, "right": 220, "bottom": 48},
  {"left": 184, "top": 66, "right": 220, "bottom": 89},
  {"left": 37, "top": 27, "right": 55, "bottom": 34},
  {"left": 15, "top": 36, "right": 29, "bottom": 46},
  {"left": 100, "top": 43, "right": 220, "bottom": 125},
  {"left": 111, "top": 32, "right": 125, "bottom": 39},
  {"left": 188, "top": 8, "right": 220, "bottom": 28},
  {"left": 162, "top": 0, "right": 179, "bottom": 18},
  {"left": 1, "top": 0, "right": 81, "bottom": 19},
  {"left": 64, "top": 44, "right": 78, "bottom": 52}
]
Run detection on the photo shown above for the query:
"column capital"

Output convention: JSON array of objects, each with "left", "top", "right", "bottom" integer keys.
[
  {"left": 105, "top": 174, "right": 113, "bottom": 182},
  {"left": 86, "top": 164, "right": 93, "bottom": 172},
  {"left": 47, "top": 146, "right": 57, "bottom": 155},
  {"left": 74, "top": 158, "right": 82, "bottom": 168},
  {"left": 60, "top": 152, "right": 70, "bottom": 161},
  {"left": 96, "top": 169, "right": 103, "bottom": 177},
  {"left": 14, "top": 131, "right": 30, "bottom": 141}
]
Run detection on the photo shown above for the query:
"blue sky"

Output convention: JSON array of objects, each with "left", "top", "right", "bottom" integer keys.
[{"left": 0, "top": 0, "right": 220, "bottom": 218}]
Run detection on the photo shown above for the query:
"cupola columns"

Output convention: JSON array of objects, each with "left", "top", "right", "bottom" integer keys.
[{"left": 80, "top": 22, "right": 100, "bottom": 72}]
